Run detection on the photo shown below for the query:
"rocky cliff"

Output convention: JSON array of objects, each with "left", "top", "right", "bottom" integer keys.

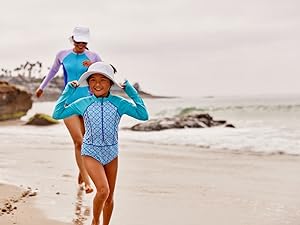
[{"left": 0, "top": 81, "right": 33, "bottom": 121}]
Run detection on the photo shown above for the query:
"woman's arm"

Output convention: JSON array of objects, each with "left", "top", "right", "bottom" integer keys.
[{"left": 38, "top": 52, "right": 62, "bottom": 90}]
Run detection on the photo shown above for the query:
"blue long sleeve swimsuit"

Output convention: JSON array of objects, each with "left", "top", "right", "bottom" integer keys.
[
  {"left": 52, "top": 81, "right": 149, "bottom": 165},
  {"left": 39, "top": 49, "right": 101, "bottom": 104}
]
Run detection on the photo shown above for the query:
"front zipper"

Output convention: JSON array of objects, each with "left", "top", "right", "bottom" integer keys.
[
  {"left": 101, "top": 98, "right": 104, "bottom": 142},
  {"left": 76, "top": 53, "right": 80, "bottom": 80}
]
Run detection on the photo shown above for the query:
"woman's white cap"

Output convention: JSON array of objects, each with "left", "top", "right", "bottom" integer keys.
[
  {"left": 70, "top": 26, "right": 90, "bottom": 43},
  {"left": 78, "top": 62, "right": 122, "bottom": 88}
]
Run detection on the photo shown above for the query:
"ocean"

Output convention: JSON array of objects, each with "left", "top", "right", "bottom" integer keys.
[
  {"left": 7, "top": 93, "right": 300, "bottom": 156},
  {"left": 122, "top": 94, "right": 300, "bottom": 155}
]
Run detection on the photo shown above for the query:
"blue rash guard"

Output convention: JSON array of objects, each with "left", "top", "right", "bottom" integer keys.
[
  {"left": 52, "top": 81, "right": 149, "bottom": 165},
  {"left": 39, "top": 49, "right": 101, "bottom": 104}
]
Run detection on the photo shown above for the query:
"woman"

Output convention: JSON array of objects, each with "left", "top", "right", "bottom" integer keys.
[
  {"left": 35, "top": 26, "right": 102, "bottom": 193},
  {"left": 52, "top": 61, "right": 149, "bottom": 225}
]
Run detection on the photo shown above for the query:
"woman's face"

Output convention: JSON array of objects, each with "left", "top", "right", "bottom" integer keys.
[
  {"left": 88, "top": 74, "right": 112, "bottom": 97},
  {"left": 73, "top": 40, "right": 87, "bottom": 53}
]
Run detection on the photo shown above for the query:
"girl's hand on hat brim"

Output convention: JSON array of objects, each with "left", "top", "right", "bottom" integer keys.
[
  {"left": 119, "top": 79, "right": 128, "bottom": 89},
  {"left": 120, "top": 83, "right": 126, "bottom": 89},
  {"left": 71, "top": 81, "right": 79, "bottom": 88}
]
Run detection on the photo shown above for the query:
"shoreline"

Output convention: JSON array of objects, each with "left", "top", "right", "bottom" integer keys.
[{"left": 1, "top": 118, "right": 300, "bottom": 157}]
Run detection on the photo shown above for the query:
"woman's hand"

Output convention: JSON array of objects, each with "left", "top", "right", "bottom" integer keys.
[
  {"left": 35, "top": 88, "right": 43, "bottom": 98},
  {"left": 82, "top": 60, "right": 92, "bottom": 67}
]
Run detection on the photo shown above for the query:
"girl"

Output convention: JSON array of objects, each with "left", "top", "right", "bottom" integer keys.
[{"left": 52, "top": 61, "right": 149, "bottom": 225}]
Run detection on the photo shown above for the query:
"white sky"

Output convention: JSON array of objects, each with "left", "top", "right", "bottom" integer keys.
[{"left": 1, "top": 0, "right": 300, "bottom": 97}]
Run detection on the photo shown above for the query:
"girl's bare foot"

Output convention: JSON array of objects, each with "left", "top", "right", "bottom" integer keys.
[
  {"left": 85, "top": 184, "right": 93, "bottom": 194},
  {"left": 78, "top": 173, "right": 93, "bottom": 193}
]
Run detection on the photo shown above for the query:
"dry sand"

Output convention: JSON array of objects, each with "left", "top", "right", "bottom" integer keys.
[{"left": 1, "top": 140, "right": 300, "bottom": 225}]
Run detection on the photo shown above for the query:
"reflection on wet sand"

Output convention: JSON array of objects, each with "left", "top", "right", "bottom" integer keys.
[{"left": 73, "top": 189, "right": 91, "bottom": 225}]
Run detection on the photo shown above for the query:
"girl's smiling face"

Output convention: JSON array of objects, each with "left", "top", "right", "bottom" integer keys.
[{"left": 87, "top": 73, "right": 113, "bottom": 97}]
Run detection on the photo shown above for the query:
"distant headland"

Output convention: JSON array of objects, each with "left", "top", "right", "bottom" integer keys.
[{"left": 0, "top": 61, "right": 173, "bottom": 101}]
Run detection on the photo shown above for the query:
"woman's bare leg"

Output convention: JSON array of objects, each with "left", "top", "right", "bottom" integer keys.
[
  {"left": 83, "top": 156, "right": 110, "bottom": 225},
  {"left": 64, "top": 116, "right": 93, "bottom": 193},
  {"left": 103, "top": 157, "right": 118, "bottom": 225}
]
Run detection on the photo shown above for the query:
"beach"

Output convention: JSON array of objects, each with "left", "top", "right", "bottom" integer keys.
[
  {"left": 1, "top": 0, "right": 300, "bottom": 223},
  {"left": 0, "top": 130, "right": 300, "bottom": 225}
]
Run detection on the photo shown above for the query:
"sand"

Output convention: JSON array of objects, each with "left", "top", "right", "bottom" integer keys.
[
  {"left": 0, "top": 183, "right": 71, "bottom": 225},
  {"left": 0, "top": 132, "right": 300, "bottom": 225}
]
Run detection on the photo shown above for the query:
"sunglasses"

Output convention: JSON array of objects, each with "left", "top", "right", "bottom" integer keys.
[{"left": 74, "top": 41, "right": 87, "bottom": 45}]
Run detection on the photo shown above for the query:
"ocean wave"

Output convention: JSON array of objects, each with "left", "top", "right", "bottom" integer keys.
[
  {"left": 156, "top": 104, "right": 300, "bottom": 117},
  {"left": 119, "top": 127, "right": 300, "bottom": 156}
]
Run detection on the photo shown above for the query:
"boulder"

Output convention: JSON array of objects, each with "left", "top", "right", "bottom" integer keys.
[
  {"left": 25, "top": 113, "right": 59, "bottom": 126},
  {"left": 0, "top": 81, "right": 32, "bottom": 121},
  {"left": 131, "top": 112, "right": 235, "bottom": 131}
]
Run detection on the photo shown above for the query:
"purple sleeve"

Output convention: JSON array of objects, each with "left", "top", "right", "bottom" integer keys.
[
  {"left": 39, "top": 50, "right": 69, "bottom": 90},
  {"left": 95, "top": 53, "right": 102, "bottom": 62},
  {"left": 85, "top": 51, "right": 102, "bottom": 62}
]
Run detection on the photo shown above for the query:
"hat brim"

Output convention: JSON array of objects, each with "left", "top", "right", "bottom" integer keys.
[
  {"left": 73, "top": 35, "right": 89, "bottom": 43},
  {"left": 68, "top": 36, "right": 89, "bottom": 43},
  {"left": 78, "top": 71, "right": 122, "bottom": 89}
]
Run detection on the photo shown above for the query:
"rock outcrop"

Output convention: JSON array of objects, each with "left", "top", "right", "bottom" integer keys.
[
  {"left": 25, "top": 113, "right": 59, "bottom": 126},
  {"left": 0, "top": 81, "right": 33, "bottom": 121},
  {"left": 130, "top": 112, "right": 235, "bottom": 131}
]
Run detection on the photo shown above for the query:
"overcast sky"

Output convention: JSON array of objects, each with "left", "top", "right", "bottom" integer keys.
[{"left": 1, "top": 0, "right": 300, "bottom": 97}]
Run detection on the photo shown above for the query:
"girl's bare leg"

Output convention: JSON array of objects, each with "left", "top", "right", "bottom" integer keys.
[
  {"left": 64, "top": 116, "right": 93, "bottom": 193},
  {"left": 103, "top": 157, "right": 118, "bottom": 225},
  {"left": 83, "top": 156, "right": 110, "bottom": 225}
]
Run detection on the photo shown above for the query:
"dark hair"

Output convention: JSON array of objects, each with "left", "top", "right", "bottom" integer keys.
[
  {"left": 86, "top": 76, "right": 92, "bottom": 84},
  {"left": 87, "top": 75, "right": 114, "bottom": 86},
  {"left": 110, "top": 64, "right": 117, "bottom": 73}
]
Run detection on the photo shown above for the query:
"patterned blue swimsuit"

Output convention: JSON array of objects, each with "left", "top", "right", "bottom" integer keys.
[{"left": 52, "top": 81, "right": 149, "bottom": 165}]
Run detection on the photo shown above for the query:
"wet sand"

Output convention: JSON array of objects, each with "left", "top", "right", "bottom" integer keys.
[{"left": 0, "top": 183, "right": 71, "bottom": 225}]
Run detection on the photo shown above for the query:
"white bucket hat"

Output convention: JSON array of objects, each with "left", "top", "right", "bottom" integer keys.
[
  {"left": 78, "top": 62, "right": 122, "bottom": 88},
  {"left": 70, "top": 26, "right": 90, "bottom": 43}
]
